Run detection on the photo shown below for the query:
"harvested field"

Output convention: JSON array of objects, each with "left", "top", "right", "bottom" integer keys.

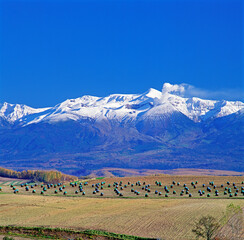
[
  {"left": 1, "top": 175, "right": 243, "bottom": 199},
  {"left": 0, "top": 194, "right": 244, "bottom": 240},
  {"left": 0, "top": 177, "right": 29, "bottom": 186},
  {"left": 217, "top": 207, "right": 244, "bottom": 239},
  {"left": 1, "top": 175, "right": 244, "bottom": 239},
  {"left": 89, "top": 168, "right": 244, "bottom": 177},
  {"left": 93, "top": 174, "right": 244, "bottom": 186}
]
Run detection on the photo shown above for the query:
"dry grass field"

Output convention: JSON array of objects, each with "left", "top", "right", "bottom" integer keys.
[
  {"left": 0, "top": 194, "right": 244, "bottom": 239},
  {"left": 0, "top": 177, "right": 28, "bottom": 186},
  {"left": 0, "top": 174, "right": 244, "bottom": 239},
  {"left": 1, "top": 175, "right": 244, "bottom": 199},
  {"left": 88, "top": 168, "right": 244, "bottom": 177}
]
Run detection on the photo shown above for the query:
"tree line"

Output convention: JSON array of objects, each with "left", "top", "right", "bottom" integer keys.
[{"left": 0, "top": 167, "right": 77, "bottom": 183}]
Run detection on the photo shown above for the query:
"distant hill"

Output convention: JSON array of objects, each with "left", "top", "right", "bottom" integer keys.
[{"left": 0, "top": 83, "right": 243, "bottom": 176}]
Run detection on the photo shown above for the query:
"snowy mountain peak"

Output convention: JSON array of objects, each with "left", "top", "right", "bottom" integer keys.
[
  {"left": 1, "top": 83, "right": 243, "bottom": 126},
  {"left": 144, "top": 88, "right": 162, "bottom": 99}
]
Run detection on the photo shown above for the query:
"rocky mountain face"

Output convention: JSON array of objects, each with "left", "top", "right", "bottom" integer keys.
[{"left": 0, "top": 83, "right": 243, "bottom": 176}]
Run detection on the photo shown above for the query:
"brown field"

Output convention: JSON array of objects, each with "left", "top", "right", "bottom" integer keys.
[
  {"left": 1, "top": 174, "right": 244, "bottom": 199},
  {"left": 88, "top": 174, "right": 244, "bottom": 185},
  {"left": 89, "top": 168, "right": 244, "bottom": 177},
  {"left": 0, "top": 194, "right": 244, "bottom": 240},
  {"left": 0, "top": 177, "right": 29, "bottom": 186},
  {"left": 0, "top": 174, "right": 244, "bottom": 239}
]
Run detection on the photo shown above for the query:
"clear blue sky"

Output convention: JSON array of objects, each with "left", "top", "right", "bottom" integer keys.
[{"left": 0, "top": 0, "right": 243, "bottom": 107}]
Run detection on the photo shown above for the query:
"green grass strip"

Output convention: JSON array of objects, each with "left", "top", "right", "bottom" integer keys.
[{"left": 0, "top": 226, "right": 154, "bottom": 240}]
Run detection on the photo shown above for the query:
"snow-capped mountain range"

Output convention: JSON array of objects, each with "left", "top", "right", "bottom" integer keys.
[
  {"left": 1, "top": 83, "right": 243, "bottom": 126},
  {"left": 0, "top": 83, "right": 243, "bottom": 176}
]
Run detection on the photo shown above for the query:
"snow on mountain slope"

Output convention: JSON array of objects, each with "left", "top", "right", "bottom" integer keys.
[
  {"left": 161, "top": 83, "right": 244, "bottom": 122},
  {"left": 0, "top": 102, "right": 50, "bottom": 123},
  {"left": 0, "top": 83, "right": 243, "bottom": 126}
]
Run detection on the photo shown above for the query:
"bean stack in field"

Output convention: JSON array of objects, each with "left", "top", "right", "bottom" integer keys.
[
  {"left": 1, "top": 175, "right": 244, "bottom": 199},
  {"left": 1, "top": 175, "right": 244, "bottom": 240},
  {"left": 1, "top": 194, "right": 244, "bottom": 240}
]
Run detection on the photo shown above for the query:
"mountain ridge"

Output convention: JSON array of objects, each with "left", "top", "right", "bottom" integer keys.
[
  {"left": 1, "top": 83, "right": 243, "bottom": 126},
  {"left": 0, "top": 83, "right": 243, "bottom": 176}
]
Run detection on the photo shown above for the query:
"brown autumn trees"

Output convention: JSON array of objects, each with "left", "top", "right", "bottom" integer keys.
[{"left": 0, "top": 167, "right": 77, "bottom": 183}]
